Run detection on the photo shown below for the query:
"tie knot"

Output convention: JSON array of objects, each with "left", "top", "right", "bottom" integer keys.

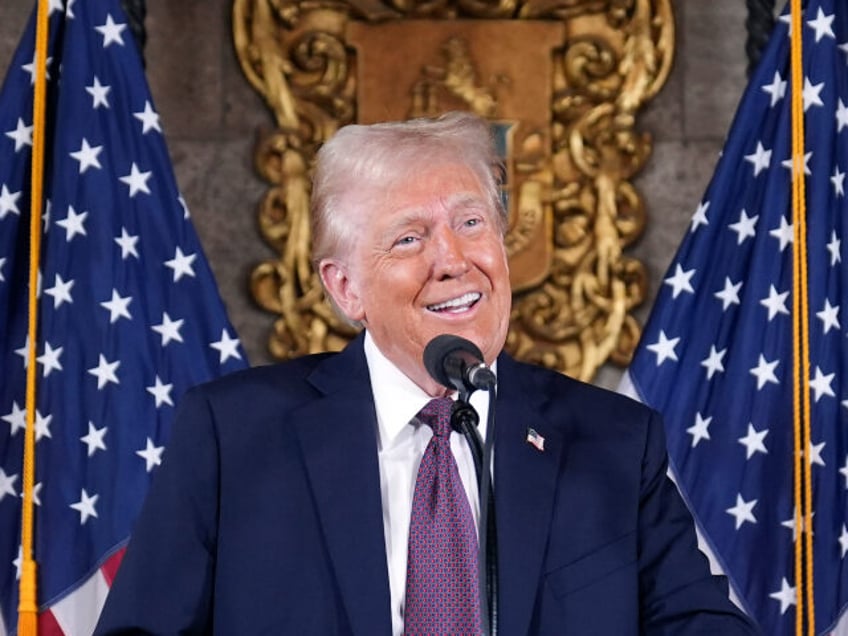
[{"left": 418, "top": 397, "right": 453, "bottom": 437}]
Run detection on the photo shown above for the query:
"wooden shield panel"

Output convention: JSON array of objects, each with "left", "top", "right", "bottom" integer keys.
[{"left": 233, "top": 0, "right": 674, "bottom": 381}]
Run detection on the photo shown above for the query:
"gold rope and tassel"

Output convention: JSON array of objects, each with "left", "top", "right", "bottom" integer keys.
[
  {"left": 789, "top": 0, "right": 813, "bottom": 634},
  {"left": 18, "top": 0, "right": 50, "bottom": 634}
]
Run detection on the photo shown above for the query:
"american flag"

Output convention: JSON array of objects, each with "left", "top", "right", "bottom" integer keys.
[
  {"left": 0, "top": 1, "right": 248, "bottom": 633},
  {"left": 620, "top": 0, "right": 848, "bottom": 633}
]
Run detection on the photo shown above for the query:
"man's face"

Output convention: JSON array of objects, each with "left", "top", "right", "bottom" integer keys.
[{"left": 320, "top": 163, "right": 512, "bottom": 396}]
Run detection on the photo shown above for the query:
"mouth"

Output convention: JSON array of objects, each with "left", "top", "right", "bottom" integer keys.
[{"left": 426, "top": 292, "right": 481, "bottom": 314}]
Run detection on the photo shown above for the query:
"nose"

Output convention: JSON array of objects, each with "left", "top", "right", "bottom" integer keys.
[{"left": 432, "top": 226, "right": 470, "bottom": 280}]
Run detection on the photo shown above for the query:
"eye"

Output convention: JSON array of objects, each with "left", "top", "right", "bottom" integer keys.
[
  {"left": 394, "top": 235, "right": 419, "bottom": 248},
  {"left": 461, "top": 214, "right": 487, "bottom": 230}
]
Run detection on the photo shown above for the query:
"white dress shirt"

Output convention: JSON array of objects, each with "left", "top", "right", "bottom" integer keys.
[{"left": 363, "top": 332, "right": 491, "bottom": 636}]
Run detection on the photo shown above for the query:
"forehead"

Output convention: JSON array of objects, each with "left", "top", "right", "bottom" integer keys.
[{"left": 375, "top": 163, "right": 490, "bottom": 215}]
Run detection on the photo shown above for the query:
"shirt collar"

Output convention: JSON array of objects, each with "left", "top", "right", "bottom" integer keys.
[
  {"left": 364, "top": 332, "right": 434, "bottom": 450},
  {"left": 364, "top": 331, "right": 495, "bottom": 450}
]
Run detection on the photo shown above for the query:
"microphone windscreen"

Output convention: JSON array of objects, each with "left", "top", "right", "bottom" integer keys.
[{"left": 423, "top": 334, "right": 484, "bottom": 387}]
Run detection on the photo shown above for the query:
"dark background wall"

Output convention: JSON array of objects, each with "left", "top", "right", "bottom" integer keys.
[{"left": 0, "top": 0, "right": 751, "bottom": 389}]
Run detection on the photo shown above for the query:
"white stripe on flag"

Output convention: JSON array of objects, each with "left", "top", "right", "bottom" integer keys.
[{"left": 48, "top": 567, "right": 110, "bottom": 636}]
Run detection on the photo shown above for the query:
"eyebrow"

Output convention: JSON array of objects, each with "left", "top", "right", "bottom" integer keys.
[{"left": 380, "top": 193, "right": 491, "bottom": 237}]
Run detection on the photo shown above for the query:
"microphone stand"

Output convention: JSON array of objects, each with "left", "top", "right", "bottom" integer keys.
[{"left": 451, "top": 392, "right": 498, "bottom": 636}]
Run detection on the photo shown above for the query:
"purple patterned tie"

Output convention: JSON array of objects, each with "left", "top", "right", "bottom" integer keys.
[{"left": 404, "top": 397, "right": 482, "bottom": 635}]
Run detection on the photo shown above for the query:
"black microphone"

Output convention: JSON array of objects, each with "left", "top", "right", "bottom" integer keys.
[{"left": 423, "top": 334, "right": 497, "bottom": 394}]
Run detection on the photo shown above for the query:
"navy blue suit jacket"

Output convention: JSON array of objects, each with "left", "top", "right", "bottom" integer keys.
[{"left": 96, "top": 334, "right": 757, "bottom": 634}]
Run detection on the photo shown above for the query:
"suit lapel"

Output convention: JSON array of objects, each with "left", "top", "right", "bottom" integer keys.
[
  {"left": 293, "top": 336, "right": 392, "bottom": 636},
  {"left": 494, "top": 355, "right": 564, "bottom": 636}
]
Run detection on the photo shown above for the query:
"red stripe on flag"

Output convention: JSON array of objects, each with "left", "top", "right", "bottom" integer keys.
[
  {"left": 101, "top": 547, "right": 127, "bottom": 586},
  {"left": 38, "top": 609, "right": 66, "bottom": 636}
]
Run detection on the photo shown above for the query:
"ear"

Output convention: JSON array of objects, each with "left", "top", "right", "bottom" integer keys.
[{"left": 319, "top": 258, "right": 365, "bottom": 323}]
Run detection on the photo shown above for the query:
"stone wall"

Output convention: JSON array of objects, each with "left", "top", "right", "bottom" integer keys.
[{"left": 0, "top": 1, "right": 752, "bottom": 389}]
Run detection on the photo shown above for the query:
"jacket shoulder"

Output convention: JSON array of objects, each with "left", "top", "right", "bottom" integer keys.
[{"left": 502, "top": 354, "right": 658, "bottom": 426}]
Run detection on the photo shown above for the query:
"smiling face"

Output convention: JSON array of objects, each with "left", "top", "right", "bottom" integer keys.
[{"left": 319, "top": 163, "right": 512, "bottom": 396}]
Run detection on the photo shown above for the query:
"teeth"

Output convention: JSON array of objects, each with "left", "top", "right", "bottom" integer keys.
[{"left": 427, "top": 292, "right": 481, "bottom": 311}]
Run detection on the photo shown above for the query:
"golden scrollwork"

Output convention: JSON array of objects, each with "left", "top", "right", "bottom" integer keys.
[{"left": 233, "top": 0, "right": 674, "bottom": 380}]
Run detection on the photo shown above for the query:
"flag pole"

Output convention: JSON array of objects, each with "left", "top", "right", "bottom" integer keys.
[
  {"left": 788, "top": 0, "right": 813, "bottom": 634},
  {"left": 18, "top": 0, "right": 51, "bottom": 633}
]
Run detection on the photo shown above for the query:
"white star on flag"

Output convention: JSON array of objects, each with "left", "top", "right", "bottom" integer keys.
[
  {"left": 809, "top": 441, "right": 826, "bottom": 467},
  {"left": 133, "top": 100, "right": 162, "bottom": 134},
  {"left": 646, "top": 330, "right": 679, "bottom": 366},
  {"left": 744, "top": 141, "right": 772, "bottom": 176},
  {"left": 80, "top": 422, "right": 108, "bottom": 457},
  {"left": 119, "top": 162, "right": 152, "bottom": 197},
  {"left": 810, "top": 366, "right": 836, "bottom": 402},
  {"left": 769, "top": 578, "right": 797, "bottom": 615},
  {"left": 750, "top": 355, "right": 780, "bottom": 390},
  {"left": 70, "top": 489, "right": 99, "bottom": 525},
  {"left": 0, "top": 184, "right": 22, "bottom": 218},
  {"left": 44, "top": 273, "right": 75, "bottom": 309},
  {"left": 832, "top": 165, "right": 845, "bottom": 197},
  {"left": 781, "top": 150, "right": 813, "bottom": 175},
  {"left": 151, "top": 312, "right": 185, "bottom": 346},
  {"left": 837, "top": 99, "right": 848, "bottom": 132},
  {"left": 760, "top": 285, "right": 790, "bottom": 321},
  {"left": 21, "top": 56, "right": 52, "bottom": 86},
  {"left": 210, "top": 329, "right": 244, "bottom": 364},
  {"left": 146, "top": 375, "right": 174, "bottom": 408},
  {"left": 663, "top": 264, "right": 696, "bottom": 298},
  {"left": 816, "top": 299, "right": 840, "bottom": 334},
  {"left": 56, "top": 205, "right": 88, "bottom": 241},
  {"left": 827, "top": 230, "right": 841, "bottom": 265},
  {"left": 85, "top": 76, "right": 111, "bottom": 109},
  {"left": 769, "top": 216, "right": 794, "bottom": 251},
  {"left": 114, "top": 227, "right": 140, "bottom": 259},
  {"left": 714, "top": 277, "right": 743, "bottom": 311},
  {"left": 762, "top": 71, "right": 787, "bottom": 107},
  {"left": 69, "top": 138, "right": 104, "bottom": 173},
  {"left": 687, "top": 412, "right": 712, "bottom": 448},
  {"left": 164, "top": 247, "right": 197, "bottom": 281},
  {"left": 136, "top": 438, "right": 165, "bottom": 473},
  {"left": 780, "top": 508, "right": 814, "bottom": 541},
  {"left": 738, "top": 424, "right": 769, "bottom": 459},
  {"left": 1, "top": 402, "right": 26, "bottom": 437},
  {"left": 5, "top": 117, "right": 33, "bottom": 151},
  {"left": 95, "top": 14, "right": 126, "bottom": 47},
  {"left": 88, "top": 354, "right": 120, "bottom": 390},
  {"left": 0, "top": 469, "right": 18, "bottom": 501},
  {"left": 701, "top": 346, "right": 727, "bottom": 380},
  {"left": 839, "top": 525, "right": 848, "bottom": 558},
  {"left": 803, "top": 77, "right": 826, "bottom": 111},
  {"left": 36, "top": 342, "right": 64, "bottom": 377},
  {"left": 728, "top": 209, "right": 758, "bottom": 244},
  {"left": 726, "top": 494, "right": 758, "bottom": 530},
  {"left": 690, "top": 200, "right": 709, "bottom": 232},
  {"left": 807, "top": 7, "right": 835, "bottom": 42},
  {"left": 35, "top": 411, "right": 52, "bottom": 442},
  {"left": 100, "top": 289, "right": 133, "bottom": 324}
]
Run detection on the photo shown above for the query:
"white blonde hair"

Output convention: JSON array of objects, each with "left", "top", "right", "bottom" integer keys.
[{"left": 310, "top": 111, "right": 506, "bottom": 265}]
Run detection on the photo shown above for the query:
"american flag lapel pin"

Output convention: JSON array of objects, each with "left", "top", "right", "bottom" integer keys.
[{"left": 526, "top": 427, "right": 545, "bottom": 452}]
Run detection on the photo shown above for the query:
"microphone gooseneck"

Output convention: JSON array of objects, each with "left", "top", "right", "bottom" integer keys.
[{"left": 423, "top": 334, "right": 498, "bottom": 636}]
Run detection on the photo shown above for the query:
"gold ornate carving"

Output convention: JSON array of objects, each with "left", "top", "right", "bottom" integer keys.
[{"left": 233, "top": 0, "right": 673, "bottom": 381}]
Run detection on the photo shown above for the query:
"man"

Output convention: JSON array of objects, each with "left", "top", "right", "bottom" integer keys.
[{"left": 96, "top": 112, "right": 758, "bottom": 634}]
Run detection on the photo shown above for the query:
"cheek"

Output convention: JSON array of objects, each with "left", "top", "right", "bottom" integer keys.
[
  {"left": 362, "top": 260, "right": 422, "bottom": 315},
  {"left": 485, "top": 243, "right": 510, "bottom": 284}
]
